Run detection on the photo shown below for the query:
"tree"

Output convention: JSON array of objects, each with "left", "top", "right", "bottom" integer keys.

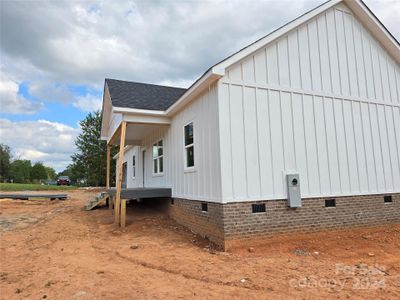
[
  {"left": 0, "top": 144, "right": 11, "bottom": 181},
  {"left": 44, "top": 166, "right": 56, "bottom": 180},
  {"left": 70, "top": 111, "right": 117, "bottom": 186},
  {"left": 9, "top": 160, "right": 32, "bottom": 183},
  {"left": 30, "top": 162, "right": 48, "bottom": 182}
]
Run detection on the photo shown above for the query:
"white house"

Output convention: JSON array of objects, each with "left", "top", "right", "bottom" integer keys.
[{"left": 101, "top": 0, "right": 400, "bottom": 249}]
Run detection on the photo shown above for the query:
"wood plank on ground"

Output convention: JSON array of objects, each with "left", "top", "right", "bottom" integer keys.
[{"left": 0, "top": 194, "right": 68, "bottom": 200}]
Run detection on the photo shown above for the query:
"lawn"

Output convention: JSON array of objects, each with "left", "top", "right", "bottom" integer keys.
[{"left": 0, "top": 183, "right": 77, "bottom": 191}]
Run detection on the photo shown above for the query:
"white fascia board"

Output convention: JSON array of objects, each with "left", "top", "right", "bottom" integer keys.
[
  {"left": 165, "top": 69, "right": 222, "bottom": 116},
  {"left": 100, "top": 84, "right": 112, "bottom": 139},
  {"left": 112, "top": 106, "right": 166, "bottom": 116},
  {"left": 106, "top": 106, "right": 171, "bottom": 144},
  {"left": 344, "top": 0, "right": 400, "bottom": 63},
  {"left": 212, "top": 0, "right": 341, "bottom": 73},
  {"left": 122, "top": 113, "right": 171, "bottom": 125},
  {"left": 112, "top": 106, "right": 171, "bottom": 124}
]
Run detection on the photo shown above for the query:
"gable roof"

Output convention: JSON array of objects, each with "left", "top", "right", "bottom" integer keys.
[
  {"left": 165, "top": 0, "right": 399, "bottom": 115},
  {"left": 103, "top": 0, "right": 399, "bottom": 118},
  {"left": 105, "top": 78, "right": 187, "bottom": 111},
  {"left": 210, "top": 0, "right": 399, "bottom": 75}
]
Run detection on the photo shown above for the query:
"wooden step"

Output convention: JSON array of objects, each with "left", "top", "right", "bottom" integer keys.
[{"left": 85, "top": 192, "right": 109, "bottom": 210}]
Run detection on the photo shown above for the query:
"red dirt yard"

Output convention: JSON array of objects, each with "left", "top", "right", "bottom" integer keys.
[{"left": 0, "top": 190, "right": 399, "bottom": 299}]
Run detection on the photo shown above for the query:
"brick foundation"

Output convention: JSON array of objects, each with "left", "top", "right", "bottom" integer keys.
[
  {"left": 168, "top": 193, "right": 400, "bottom": 250},
  {"left": 167, "top": 198, "right": 225, "bottom": 248}
]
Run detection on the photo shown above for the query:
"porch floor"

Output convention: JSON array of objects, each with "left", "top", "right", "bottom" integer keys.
[{"left": 107, "top": 187, "right": 172, "bottom": 199}]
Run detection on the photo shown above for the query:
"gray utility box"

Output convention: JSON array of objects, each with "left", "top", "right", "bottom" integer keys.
[{"left": 286, "top": 173, "right": 301, "bottom": 208}]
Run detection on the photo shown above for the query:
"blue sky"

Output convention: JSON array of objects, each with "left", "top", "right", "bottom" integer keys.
[
  {"left": 0, "top": 0, "right": 399, "bottom": 172},
  {"left": 1, "top": 82, "right": 92, "bottom": 126}
]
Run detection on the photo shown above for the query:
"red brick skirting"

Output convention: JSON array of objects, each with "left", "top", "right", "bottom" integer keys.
[{"left": 167, "top": 193, "right": 400, "bottom": 250}]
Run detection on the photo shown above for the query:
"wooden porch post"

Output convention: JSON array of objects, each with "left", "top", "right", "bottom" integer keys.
[
  {"left": 106, "top": 143, "right": 110, "bottom": 190},
  {"left": 114, "top": 121, "right": 127, "bottom": 226},
  {"left": 121, "top": 200, "right": 126, "bottom": 228}
]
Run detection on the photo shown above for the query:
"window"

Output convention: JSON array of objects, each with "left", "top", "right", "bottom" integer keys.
[
  {"left": 132, "top": 155, "right": 136, "bottom": 178},
  {"left": 384, "top": 195, "right": 392, "bottom": 203},
  {"left": 152, "top": 140, "right": 163, "bottom": 175},
  {"left": 325, "top": 199, "right": 336, "bottom": 207},
  {"left": 201, "top": 202, "right": 208, "bottom": 212},
  {"left": 184, "top": 122, "right": 194, "bottom": 168},
  {"left": 252, "top": 203, "right": 266, "bottom": 213}
]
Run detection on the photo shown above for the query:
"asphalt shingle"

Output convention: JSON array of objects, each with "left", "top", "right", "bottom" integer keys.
[{"left": 105, "top": 78, "right": 187, "bottom": 111}]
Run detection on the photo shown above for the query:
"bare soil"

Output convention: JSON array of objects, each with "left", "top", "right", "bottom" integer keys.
[{"left": 0, "top": 190, "right": 399, "bottom": 299}]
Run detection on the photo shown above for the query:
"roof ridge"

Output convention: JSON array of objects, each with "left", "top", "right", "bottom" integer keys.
[{"left": 105, "top": 78, "right": 187, "bottom": 91}]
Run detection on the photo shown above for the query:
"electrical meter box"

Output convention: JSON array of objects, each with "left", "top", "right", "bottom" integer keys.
[{"left": 286, "top": 173, "right": 301, "bottom": 208}]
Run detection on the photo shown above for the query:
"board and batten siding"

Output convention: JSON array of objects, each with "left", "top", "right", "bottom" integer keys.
[
  {"left": 118, "top": 83, "right": 222, "bottom": 202},
  {"left": 218, "top": 3, "right": 400, "bottom": 202},
  {"left": 115, "top": 146, "right": 138, "bottom": 188}
]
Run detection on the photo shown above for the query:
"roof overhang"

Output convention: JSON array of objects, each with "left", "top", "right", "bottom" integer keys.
[
  {"left": 100, "top": 82, "right": 113, "bottom": 140},
  {"left": 344, "top": 0, "right": 399, "bottom": 62},
  {"left": 165, "top": 69, "right": 222, "bottom": 116},
  {"left": 113, "top": 106, "right": 165, "bottom": 116},
  {"left": 212, "top": 0, "right": 399, "bottom": 73},
  {"left": 105, "top": 109, "right": 171, "bottom": 145}
]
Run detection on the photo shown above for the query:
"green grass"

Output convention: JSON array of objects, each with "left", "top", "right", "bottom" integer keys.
[{"left": 0, "top": 183, "right": 78, "bottom": 191}]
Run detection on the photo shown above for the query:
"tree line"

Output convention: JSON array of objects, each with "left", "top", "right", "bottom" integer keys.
[
  {"left": 1, "top": 111, "right": 117, "bottom": 186},
  {"left": 58, "top": 111, "right": 118, "bottom": 187},
  {"left": 0, "top": 144, "right": 56, "bottom": 183}
]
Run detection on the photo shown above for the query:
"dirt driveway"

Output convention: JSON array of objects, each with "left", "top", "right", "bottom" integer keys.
[{"left": 0, "top": 190, "right": 399, "bottom": 299}]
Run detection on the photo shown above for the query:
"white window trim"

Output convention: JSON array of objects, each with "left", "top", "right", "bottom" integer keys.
[
  {"left": 132, "top": 154, "right": 136, "bottom": 179},
  {"left": 152, "top": 139, "right": 164, "bottom": 176},
  {"left": 183, "top": 121, "right": 196, "bottom": 172}
]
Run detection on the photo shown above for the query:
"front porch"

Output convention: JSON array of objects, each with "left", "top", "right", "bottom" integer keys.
[
  {"left": 105, "top": 117, "right": 171, "bottom": 229},
  {"left": 107, "top": 187, "right": 171, "bottom": 199},
  {"left": 106, "top": 187, "right": 172, "bottom": 228}
]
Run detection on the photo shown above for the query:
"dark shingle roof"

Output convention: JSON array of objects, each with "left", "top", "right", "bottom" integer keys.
[{"left": 105, "top": 78, "right": 187, "bottom": 111}]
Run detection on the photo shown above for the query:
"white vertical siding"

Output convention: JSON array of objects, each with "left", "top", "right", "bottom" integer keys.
[
  {"left": 226, "top": 4, "right": 400, "bottom": 105},
  {"left": 121, "top": 83, "right": 222, "bottom": 202},
  {"left": 116, "top": 146, "right": 139, "bottom": 188},
  {"left": 218, "top": 84, "right": 400, "bottom": 201},
  {"left": 243, "top": 87, "right": 261, "bottom": 198},
  {"left": 219, "top": 3, "right": 400, "bottom": 201},
  {"left": 218, "top": 83, "right": 234, "bottom": 199}
]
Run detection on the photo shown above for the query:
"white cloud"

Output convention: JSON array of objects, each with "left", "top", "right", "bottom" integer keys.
[
  {"left": 158, "top": 78, "right": 194, "bottom": 89},
  {"left": 0, "top": 118, "right": 80, "bottom": 171},
  {"left": 1, "top": 0, "right": 398, "bottom": 98},
  {"left": 0, "top": 0, "right": 322, "bottom": 88},
  {"left": 1, "top": 0, "right": 398, "bottom": 90},
  {"left": 28, "top": 81, "right": 74, "bottom": 104},
  {"left": 19, "top": 149, "right": 48, "bottom": 160},
  {"left": 73, "top": 94, "right": 102, "bottom": 112},
  {"left": 0, "top": 79, "right": 43, "bottom": 114}
]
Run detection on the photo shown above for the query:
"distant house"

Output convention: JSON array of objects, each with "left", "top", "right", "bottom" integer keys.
[{"left": 101, "top": 0, "right": 400, "bottom": 249}]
